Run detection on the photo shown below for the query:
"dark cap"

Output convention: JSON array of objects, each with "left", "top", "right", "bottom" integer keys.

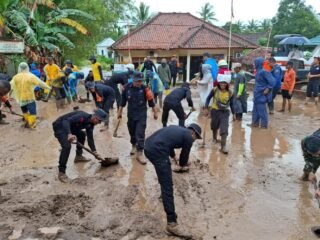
[
  {"left": 64, "top": 67, "right": 73, "bottom": 76},
  {"left": 133, "top": 71, "right": 144, "bottom": 81},
  {"left": 66, "top": 59, "right": 72, "bottom": 64},
  {"left": 182, "top": 82, "right": 190, "bottom": 89},
  {"left": 93, "top": 109, "right": 108, "bottom": 122},
  {"left": 187, "top": 123, "right": 202, "bottom": 139},
  {"left": 89, "top": 55, "right": 96, "bottom": 60},
  {"left": 287, "top": 61, "right": 294, "bottom": 67},
  {"left": 85, "top": 81, "right": 95, "bottom": 89}
]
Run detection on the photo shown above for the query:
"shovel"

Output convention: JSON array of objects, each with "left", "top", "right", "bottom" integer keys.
[
  {"left": 73, "top": 142, "right": 119, "bottom": 167},
  {"left": 113, "top": 119, "right": 121, "bottom": 138},
  {"left": 2, "top": 110, "right": 24, "bottom": 118},
  {"left": 199, "top": 116, "right": 209, "bottom": 149},
  {"left": 185, "top": 109, "right": 193, "bottom": 120}
]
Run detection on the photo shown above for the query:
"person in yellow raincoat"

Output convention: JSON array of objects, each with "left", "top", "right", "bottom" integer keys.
[
  {"left": 44, "top": 57, "right": 60, "bottom": 87},
  {"left": 10, "top": 62, "right": 51, "bottom": 128},
  {"left": 62, "top": 59, "right": 79, "bottom": 72}
]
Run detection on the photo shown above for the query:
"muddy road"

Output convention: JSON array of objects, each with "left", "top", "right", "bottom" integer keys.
[{"left": 0, "top": 91, "right": 320, "bottom": 240}]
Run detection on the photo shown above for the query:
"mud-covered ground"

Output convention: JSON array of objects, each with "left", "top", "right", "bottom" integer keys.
[{"left": 1, "top": 88, "right": 320, "bottom": 240}]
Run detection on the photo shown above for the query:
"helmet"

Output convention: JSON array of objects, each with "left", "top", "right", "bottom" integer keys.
[
  {"left": 132, "top": 72, "right": 144, "bottom": 81},
  {"left": 65, "top": 59, "right": 72, "bottom": 64},
  {"left": 218, "top": 60, "right": 228, "bottom": 67},
  {"left": 89, "top": 55, "right": 96, "bottom": 61}
]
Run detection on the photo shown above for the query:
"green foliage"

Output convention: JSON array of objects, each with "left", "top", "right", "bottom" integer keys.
[
  {"left": 272, "top": 0, "right": 320, "bottom": 38},
  {"left": 97, "top": 55, "right": 114, "bottom": 70},
  {"left": 258, "top": 37, "right": 268, "bottom": 46},
  {"left": 198, "top": 2, "right": 217, "bottom": 23},
  {"left": 131, "top": 2, "right": 152, "bottom": 26},
  {"left": 222, "top": 21, "right": 243, "bottom": 34}
]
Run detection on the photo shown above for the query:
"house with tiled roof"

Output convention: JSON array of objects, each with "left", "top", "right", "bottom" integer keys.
[{"left": 112, "top": 12, "right": 258, "bottom": 81}]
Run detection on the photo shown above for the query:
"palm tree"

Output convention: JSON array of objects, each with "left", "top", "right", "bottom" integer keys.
[
  {"left": 260, "top": 19, "right": 271, "bottom": 32},
  {"left": 198, "top": 2, "right": 217, "bottom": 23},
  {"left": 246, "top": 19, "right": 259, "bottom": 33},
  {"left": 132, "top": 2, "right": 151, "bottom": 26}
]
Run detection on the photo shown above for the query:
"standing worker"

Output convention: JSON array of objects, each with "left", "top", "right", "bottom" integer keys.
[
  {"left": 0, "top": 80, "right": 13, "bottom": 125},
  {"left": 118, "top": 72, "right": 158, "bottom": 164},
  {"left": 205, "top": 74, "right": 233, "bottom": 154},
  {"left": 53, "top": 109, "right": 107, "bottom": 183},
  {"left": 68, "top": 71, "right": 85, "bottom": 101},
  {"left": 44, "top": 57, "right": 60, "bottom": 87},
  {"left": 203, "top": 52, "right": 218, "bottom": 86},
  {"left": 85, "top": 70, "right": 94, "bottom": 101},
  {"left": 10, "top": 62, "right": 51, "bottom": 128},
  {"left": 250, "top": 57, "right": 275, "bottom": 129},
  {"left": 305, "top": 56, "right": 320, "bottom": 105},
  {"left": 89, "top": 55, "right": 103, "bottom": 82},
  {"left": 62, "top": 59, "right": 79, "bottom": 72},
  {"left": 158, "top": 58, "right": 171, "bottom": 92},
  {"left": 169, "top": 55, "right": 178, "bottom": 87},
  {"left": 141, "top": 56, "right": 157, "bottom": 86},
  {"left": 232, "top": 63, "right": 247, "bottom": 121},
  {"left": 278, "top": 61, "right": 296, "bottom": 112},
  {"left": 49, "top": 69, "right": 70, "bottom": 109},
  {"left": 162, "top": 82, "right": 195, "bottom": 127},
  {"left": 144, "top": 124, "right": 202, "bottom": 238},
  {"left": 267, "top": 57, "right": 283, "bottom": 114},
  {"left": 86, "top": 82, "right": 115, "bottom": 130}
]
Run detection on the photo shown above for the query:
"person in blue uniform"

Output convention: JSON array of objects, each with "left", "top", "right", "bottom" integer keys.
[
  {"left": 117, "top": 72, "right": 158, "bottom": 164},
  {"left": 144, "top": 124, "right": 202, "bottom": 238},
  {"left": 52, "top": 109, "right": 107, "bottom": 182},
  {"left": 250, "top": 57, "right": 275, "bottom": 129},
  {"left": 86, "top": 82, "right": 115, "bottom": 130},
  {"left": 162, "top": 82, "right": 195, "bottom": 127},
  {"left": 267, "top": 57, "right": 283, "bottom": 114}
]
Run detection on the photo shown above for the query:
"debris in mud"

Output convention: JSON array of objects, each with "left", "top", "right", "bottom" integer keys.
[{"left": 37, "top": 226, "right": 62, "bottom": 239}]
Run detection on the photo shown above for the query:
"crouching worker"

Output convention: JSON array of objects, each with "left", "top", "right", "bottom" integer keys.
[
  {"left": 0, "top": 80, "right": 12, "bottom": 125},
  {"left": 301, "top": 129, "right": 320, "bottom": 184},
  {"left": 53, "top": 109, "right": 107, "bottom": 183},
  {"left": 86, "top": 82, "right": 115, "bottom": 130},
  {"left": 205, "top": 74, "right": 233, "bottom": 154},
  {"left": 10, "top": 62, "right": 51, "bottom": 128},
  {"left": 144, "top": 124, "right": 202, "bottom": 238}
]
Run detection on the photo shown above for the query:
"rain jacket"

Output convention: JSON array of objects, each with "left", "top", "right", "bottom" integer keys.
[
  {"left": 151, "top": 72, "right": 164, "bottom": 94},
  {"left": 68, "top": 72, "right": 83, "bottom": 97},
  {"left": 30, "top": 64, "right": 41, "bottom": 78},
  {"left": 10, "top": 72, "right": 50, "bottom": 106},
  {"left": 198, "top": 64, "right": 213, "bottom": 107},
  {"left": 271, "top": 64, "right": 283, "bottom": 90},
  {"left": 253, "top": 57, "right": 275, "bottom": 104},
  {"left": 232, "top": 71, "right": 247, "bottom": 114},
  {"left": 158, "top": 64, "right": 171, "bottom": 85},
  {"left": 44, "top": 63, "right": 60, "bottom": 85},
  {"left": 205, "top": 58, "right": 218, "bottom": 83}
]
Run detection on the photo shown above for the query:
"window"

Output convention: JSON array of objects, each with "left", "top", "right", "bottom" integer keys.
[{"left": 101, "top": 50, "right": 104, "bottom": 55}]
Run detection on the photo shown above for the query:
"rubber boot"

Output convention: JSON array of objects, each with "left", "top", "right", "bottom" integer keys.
[
  {"left": 136, "top": 151, "right": 146, "bottom": 165},
  {"left": 74, "top": 155, "right": 91, "bottom": 163},
  {"left": 58, "top": 172, "right": 70, "bottom": 183},
  {"left": 288, "top": 101, "right": 292, "bottom": 112},
  {"left": 27, "top": 115, "right": 37, "bottom": 129},
  {"left": 220, "top": 135, "right": 228, "bottom": 154},
  {"left": 166, "top": 222, "right": 193, "bottom": 238},
  {"left": 305, "top": 97, "right": 310, "bottom": 105},
  {"left": 130, "top": 144, "right": 136, "bottom": 155}
]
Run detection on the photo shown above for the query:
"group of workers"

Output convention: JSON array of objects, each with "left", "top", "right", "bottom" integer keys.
[{"left": 1, "top": 50, "right": 320, "bottom": 239}]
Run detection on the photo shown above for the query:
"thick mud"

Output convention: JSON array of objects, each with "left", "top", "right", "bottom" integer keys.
[{"left": 1, "top": 90, "right": 320, "bottom": 240}]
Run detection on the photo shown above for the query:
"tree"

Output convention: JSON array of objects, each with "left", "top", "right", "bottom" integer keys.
[
  {"left": 272, "top": 0, "right": 320, "bottom": 38},
  {"left": 260, "top": 19, "right": 272, "bottom": 32},
  {"left": 245, "top": 19, "right": 259, "bottom": 33},
  {"left": 222, "top": 21, "right": 243, "bottom": 34},
  {"left": 258, "top": 37, "right": 268, "bottom": 46},
  {"left": 198, "top": 2, "right": 217, "bottom": 23},
  {"left": 132, "top": 2, "right": 151, "bottom": 26}
]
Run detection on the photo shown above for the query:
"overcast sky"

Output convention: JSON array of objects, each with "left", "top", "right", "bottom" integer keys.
[{"left": 135, "top": 0, "right": 320, "bottom": 26}]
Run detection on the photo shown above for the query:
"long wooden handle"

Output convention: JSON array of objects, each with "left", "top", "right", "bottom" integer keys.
[
  {"left": 113, "top": 119, "right": 121, "bottom": 137},
  {"left": 74, "top": 142, "right": 104, "bottom": 161}
]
